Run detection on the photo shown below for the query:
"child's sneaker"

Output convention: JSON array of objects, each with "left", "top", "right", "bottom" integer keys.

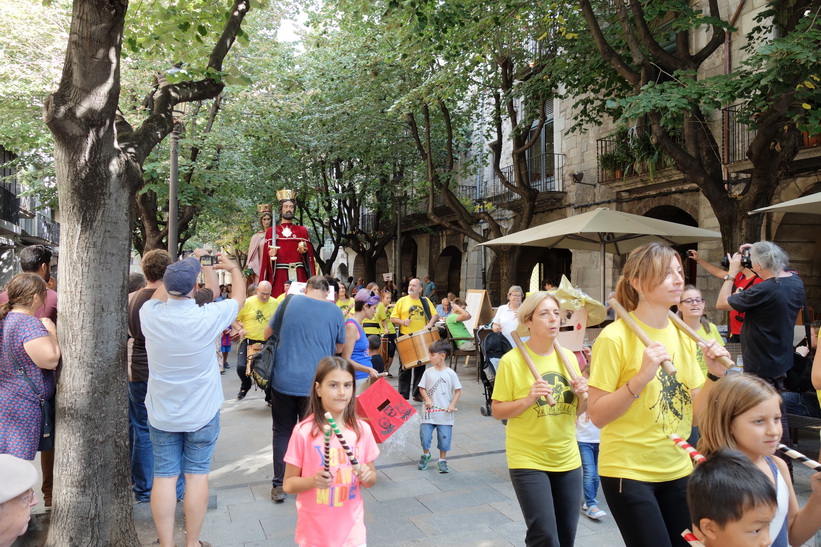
[
  {"left": 437, "top": 460, "right": 449, "bottom": 474},
  {"left": 584, "top": 505, "right": 607, "bottom": 520},
  {"left": 417, "top": 453, "right": 431, "bottom": 470}
]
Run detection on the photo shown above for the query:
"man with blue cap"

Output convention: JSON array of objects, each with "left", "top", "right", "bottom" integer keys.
[{"left": 139, "top": 250, "right": 245, "bottom": 547}]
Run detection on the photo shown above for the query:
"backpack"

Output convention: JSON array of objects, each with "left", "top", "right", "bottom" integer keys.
[{"left": 249, "top": 294, "right": 292, "bottom": 390}]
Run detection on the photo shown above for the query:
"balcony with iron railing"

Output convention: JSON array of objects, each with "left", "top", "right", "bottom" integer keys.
[
  {"left": 722, "top": 104, "right": 821, "bottom": 165},
  {"left": 484, "top": 152, "right": 564, "bottom": 203},
  {"left": 596, "top": 127, "right": 682, "bottom": 183},
  {"left": 19, "top": 212, "right": 60, "bottom": 244}
]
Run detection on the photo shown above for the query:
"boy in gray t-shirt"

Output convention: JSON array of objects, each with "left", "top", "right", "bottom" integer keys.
[{"left": 417, "top": 340, "right": 462, "bottom": 474}]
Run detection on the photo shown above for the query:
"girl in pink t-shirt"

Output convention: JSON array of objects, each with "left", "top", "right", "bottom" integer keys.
[{"left": 284, "top": 357, "right": 379, "bottom": 547}]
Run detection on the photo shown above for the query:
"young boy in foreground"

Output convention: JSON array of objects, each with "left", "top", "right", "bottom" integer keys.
[
  {"left": 417, "top": 340, "right": 462, "bottom": 474},
  {"left": 686, "top": 448, "right": 777, "bottom": 547}
]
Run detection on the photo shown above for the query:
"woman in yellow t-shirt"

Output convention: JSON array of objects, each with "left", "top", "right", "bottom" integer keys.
[
  {"left": 587, "top": 243, "right": 730, "bottom": 547},
  {"left": 335, "top": 284, "right": 355, "bottom": 317},
  {"left": 491, "top": 292, "right": 589, "bottom": 547},
  {"left": 677, "top": 285, "right": 725, "bottom": 376}
]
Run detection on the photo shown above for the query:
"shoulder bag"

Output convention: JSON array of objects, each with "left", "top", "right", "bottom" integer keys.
[{"left": 250, "top": 294, "right": 292, "bottom": 390}]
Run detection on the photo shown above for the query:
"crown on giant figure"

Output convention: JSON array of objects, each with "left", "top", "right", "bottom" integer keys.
[
  {"left": 276, "top": 189, "right": 297, "bottom": 202},
  {"left": 257, "top": 204, "right": 273, "bottom": 216}
]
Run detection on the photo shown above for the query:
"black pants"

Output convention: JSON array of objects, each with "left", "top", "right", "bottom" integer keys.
[
  {"left": 270, "top": 389, "right": 308, "bottom": 487},
  {"left": 508, "top": 467, "right": 582, "bottom": 547},
  {"left": 601, "top": 476, "right": 691, "bottom": 547},
  {"left": 398, "top": 363, "right": 426, "bottom": 399},
  {"left": 236, "top": 338, "right": 264, "bottom": 393}
]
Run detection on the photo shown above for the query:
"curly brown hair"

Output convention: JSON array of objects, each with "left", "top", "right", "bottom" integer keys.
[{"left": 141, "top": 249, "right": 172, "bottom": 283}]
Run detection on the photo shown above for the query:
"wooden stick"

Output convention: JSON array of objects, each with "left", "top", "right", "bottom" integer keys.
[
  {"left": 553, "top": 340, "right": 588, "bottom": 400},
  {"left": 510, "top": 331, "right": 556, "bottom": 407},
  {"left": 324, "top": 412, "right": 361, "bottom": 472},
  {"left": 667, "top": 311, "right": 734, "bottom": 370},
  {"left": 777, "top": 444, "right": 821, "bottom": 473},
  {"left": 670, "top": 433, "right": 706, "bottom": 464},
  {"left": 681, "top": 529, "right": 705, "bottom": 547},
  {"left": 323, "top": 425, "right": 332, "bottom": 475},
  {"left": 609, "top": 298, "right": 677, "bottom": 375}
]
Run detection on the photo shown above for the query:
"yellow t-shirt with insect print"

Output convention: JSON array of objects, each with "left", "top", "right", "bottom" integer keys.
[
  {"left": 589, "top": 313, "right": 704, "bottom": 482},
  {"left": 391, "top": 295, "right": 434, "bottom": 336},
  {"left": 492, "top": 344, "right": 581, "bottom": 472}
]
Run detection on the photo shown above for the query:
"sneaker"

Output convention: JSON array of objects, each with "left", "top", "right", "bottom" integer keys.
[
  {"left": 438, "top": 460, "right": 449, "bottom": 474},
  {"left": 237, "top": 390, "right": 247, "bottom": 400},
  {"left": 271, "top": 485, "right": 286, "bottom": 503},
  {"left": 584, "top": 506, "right": 607, "bottom": 520},
  {"left": 224, "top": 363, "right": 231, "bottom": 369},
  {"left": 417, "top": 453, "right": 431, "bottom": 470}
]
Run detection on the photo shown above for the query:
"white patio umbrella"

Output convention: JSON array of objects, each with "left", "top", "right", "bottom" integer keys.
[
  {"left": 479, "top": 207, "right": 723, "bottom": 301},
  {"left": 749, "top": 192, "right": 821, "bottom": 215}
]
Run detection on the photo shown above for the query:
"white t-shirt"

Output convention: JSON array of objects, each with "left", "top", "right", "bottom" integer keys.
[
  {"left": 493, "top": 304, "right": 520, "bottom": 348},
  {"left": 141, "top": 297, "right": 239, "bottom": 432},
  {"left": 419, "top": 367, "right": 462, "bottom": 425},
  {"left": 575, "top": 412, "right": 601, "bottom": 443}
]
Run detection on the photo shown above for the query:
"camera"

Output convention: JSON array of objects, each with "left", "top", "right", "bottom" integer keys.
[
  {"left": 720, "top": 248, "right": 752, "bottom": 270},
  {"left": 199, "top": 255, "right": 216, "bottom": 267}
]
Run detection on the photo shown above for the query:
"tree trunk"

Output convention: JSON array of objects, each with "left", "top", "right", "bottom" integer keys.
[{"left": 43, "top": 2, "right": 139, "bottom": 542}]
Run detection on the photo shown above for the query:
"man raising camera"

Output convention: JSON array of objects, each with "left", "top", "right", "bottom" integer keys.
[{"left": 717, "top": 241, "right": 805, "bottom": 378}]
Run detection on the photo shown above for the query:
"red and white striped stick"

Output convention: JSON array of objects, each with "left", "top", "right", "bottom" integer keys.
[
  {"left": 670, "top": 433, "right": 706, "bottom": 464},
  {"left": 681, "top": 529, "right": 704, "bottom": 547}
]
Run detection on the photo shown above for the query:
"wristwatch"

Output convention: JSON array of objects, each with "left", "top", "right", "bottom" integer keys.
[{"left": 723, "top": 274, "right": 733, "bottom": 281}]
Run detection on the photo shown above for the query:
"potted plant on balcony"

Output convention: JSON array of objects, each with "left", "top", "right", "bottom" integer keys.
[
  {"left": 599, "top": 131, "right": 633, "bottom": 180},
  {"left": 630, "top": 130, "right": 659, "bottom": 177}
]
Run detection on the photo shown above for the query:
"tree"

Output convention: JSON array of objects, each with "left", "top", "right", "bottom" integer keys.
[
  {"left": 560, "top": 0, "right": 821, "bottom": 249},
  {"left": 42, "top": 0, "right": 250, "bottom": 543}
]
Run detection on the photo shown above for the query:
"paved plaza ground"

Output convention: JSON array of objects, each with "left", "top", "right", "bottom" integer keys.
[{"left": 18, "top": 347, "right": 821, "bottom": 546}]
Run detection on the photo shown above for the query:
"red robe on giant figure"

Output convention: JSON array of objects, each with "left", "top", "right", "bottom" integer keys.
[{"left": 259, "top": 222, "right": 317, "bottom": 297}]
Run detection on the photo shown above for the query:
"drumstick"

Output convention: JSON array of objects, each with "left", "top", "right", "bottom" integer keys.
[
  {"left": 553, "top": 340, "right": 588, "bottom": 401},
  {"left": 669, "top": 433, "right": 706, "bottom": 464},
  {"left": 777, "top": 444, "right": 821, "bottom": 473},
  {"left": 510, "top": 331, "right": 556, "bottom": 407},
  {"left": 324, "top": 412, "right": 361, "bottom": 472},
  {"left": 323, "top": 425, "right": 332, "bottom": 475},
  {"left": 681, "top": 529, "right": 704, "bottom": 547},
  {"left": 609, "top": 299, "right": 677, "bottom": 375},
  {"left": 667, "top": 311, "right": 734, "bottom": 369}
]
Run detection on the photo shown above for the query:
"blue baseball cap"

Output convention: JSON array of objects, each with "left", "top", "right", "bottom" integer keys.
[{"left": 163, "top": 256, "right": 201, "bottom": 296}]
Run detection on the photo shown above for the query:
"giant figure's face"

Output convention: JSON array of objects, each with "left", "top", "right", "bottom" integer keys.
[{"left": 280, "top": 200, "right": 295, "bottom": 220}]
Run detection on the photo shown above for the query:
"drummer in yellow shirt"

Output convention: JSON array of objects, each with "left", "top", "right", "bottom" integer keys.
[
  {"left": 587, "top": 243, "right": 730, "bottom": 547},
  {"left": 491, "top": 291, "right": 588, "bottom": 547},
  {"left": 391, "top": 277, "right": 438, "bottom": 401}
]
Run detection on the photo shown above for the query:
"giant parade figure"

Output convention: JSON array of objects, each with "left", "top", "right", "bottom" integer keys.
[{"left": 258, "top": 190, "right": 317, "bottom": 297}]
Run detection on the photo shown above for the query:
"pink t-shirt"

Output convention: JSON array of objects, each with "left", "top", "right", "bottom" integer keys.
[{"left": 284, "top": 417, "right": 379, "bottom": 547}]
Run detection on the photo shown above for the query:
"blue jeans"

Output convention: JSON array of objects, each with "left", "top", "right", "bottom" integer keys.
[
  {"left": 783, "top": 392, "right": 821, "bottom": 418},
  {"left": 420, "top": 423, "right": 453, "bottom": 454},
  {"left": 578, "top": 442, "right": 600, "bottom": 508},
  {"left": 149, "top": 411, "right": 221, "bottom": 477},
  {"left": 128, "top": 382, "right": 185, "bottom": 501}
]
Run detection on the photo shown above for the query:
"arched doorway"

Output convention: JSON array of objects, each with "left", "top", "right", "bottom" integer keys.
[
  {"left": 435, "top": 246, "right": 463, "bottom": 299},
  {"left": 400, "top": 237, "right": 417, "bottom": 282},
  {"left": 518, "top": 248, "right": 572, "bottom": 293},
  {"left": 773, "top": 183, "right": 821, "bottom": 308},
  {"left": 375, "top": 249, "right": 390, "bottom": 283},
  {"left": 643, "top": 206, "right": 699, "bottom": 284},
  {"left": 352, "top": 253, "right": 365, "bottom": 284}
]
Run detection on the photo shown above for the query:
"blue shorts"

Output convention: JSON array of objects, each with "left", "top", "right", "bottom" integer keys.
[
  {"left": 149, "top": 411, "right": 220, "bottom": 477},
  {"left": 220, "top": 344, "right": 231, "bottom": 353},
  {"left": 420, "top": 423, "right": 452, "bottom": 453}
]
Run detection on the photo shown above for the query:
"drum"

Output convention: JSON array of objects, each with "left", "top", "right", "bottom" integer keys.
[
  {"left": 379, "top": 337, "right": 389, "bottom": 365},
  {"left": 396, "top": 329, "right": 441, "bottom": 369}
]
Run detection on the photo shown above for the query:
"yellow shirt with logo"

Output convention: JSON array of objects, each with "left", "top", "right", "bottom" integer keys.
[
  {"left": 391, "top": 296, "right": 433, "bottom": 336},
  {"left": 589, "top": 315, "right": 704, "bottom": 482},
  {"left": 492, "top": 344, "right": 581, "bottom": 472},
  {"left": 236, "top": 296, "right": 279, "bottom": 341},
  {"left": 364, "top": 302, "right": 395, "bottom": 336},
  {"left": 694, "top": 322, "right": 724, "bottom": 376},
  {"left": 336, "top": 297, "right": 354, "bottom": 317}
]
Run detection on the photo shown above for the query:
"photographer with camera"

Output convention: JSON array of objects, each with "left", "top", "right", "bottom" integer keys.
[
  {"left": 687, "top": 248, "right": 762, "bottom": 342},
  {"left": 716, "top": 241, "right": 805, "bottom": 381}
]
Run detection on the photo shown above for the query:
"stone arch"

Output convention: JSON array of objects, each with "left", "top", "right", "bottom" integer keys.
[
  {"left": 375, "top": 249, "right": 390, "bottom": 283},
  {"left": 517, "top": 248, "right": 572, "bottom": 292},
  {"left": 643, "top": 205, "right": 699, "bottom": 284},
  {"left": 400, "top": 237, "right": 418, "bottom": 281},
  {"left": 773, "top": 182, "right": 821, "bottom": 309},
  {"left": 434, "top": 245, "right": 463, "bottom": 299}
]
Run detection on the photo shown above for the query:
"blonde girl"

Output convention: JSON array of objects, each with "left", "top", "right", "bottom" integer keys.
[
  {"left": 587, "top": 242, "right": 729, "bottom": 547},
  {"left": 283, "top": 357, "right": 379, "bottom": 547},
  {"left": 699, "top": 374, "right": 821, "bottom": 547}
]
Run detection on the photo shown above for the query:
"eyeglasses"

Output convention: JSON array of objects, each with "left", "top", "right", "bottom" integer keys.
[
  {"left": 20, "top": 488, "right": 37, "bottom": 506},
  {"left": 680, "top": 298, "right": 706, "bottom": 305}
]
